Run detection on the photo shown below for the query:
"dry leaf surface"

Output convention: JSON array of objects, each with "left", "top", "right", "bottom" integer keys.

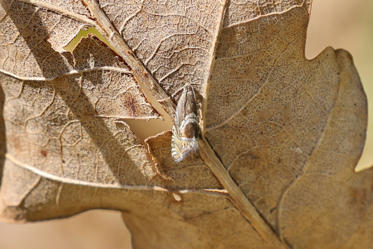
[{"left": 0, "top": 0, "right": 371, "bottom": 249}]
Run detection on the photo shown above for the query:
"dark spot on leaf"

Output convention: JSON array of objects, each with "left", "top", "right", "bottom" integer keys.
[
  {"left": 40, "top": 150, "right": 47, "bottom": 157},
  {"left": 127, "top": 50, "right": 134, "bottom": 56},
  {"left": 123, "top": 95, "right": 138, "bottom": 116}
]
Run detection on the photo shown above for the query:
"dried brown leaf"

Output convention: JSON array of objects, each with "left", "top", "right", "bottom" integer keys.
[{"left": 0, "top": 0, "right": 371, "bottom": 249}]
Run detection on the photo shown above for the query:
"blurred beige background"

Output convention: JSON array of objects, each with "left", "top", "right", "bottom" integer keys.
[{"left": 1, "top": 1, "right": 373, "bottom": 249}]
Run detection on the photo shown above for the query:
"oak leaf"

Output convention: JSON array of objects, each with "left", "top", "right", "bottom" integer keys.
[{"left": 0, "top": 1, "right": 371, "bottom": 249}]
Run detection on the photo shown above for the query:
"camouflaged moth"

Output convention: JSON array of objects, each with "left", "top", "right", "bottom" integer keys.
[{"left": 171, "top": 85, "right": 200, "bottom": 162}]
